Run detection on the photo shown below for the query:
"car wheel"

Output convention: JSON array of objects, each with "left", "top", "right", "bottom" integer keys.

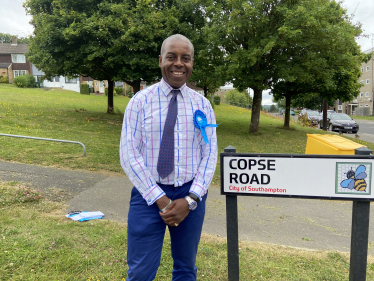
[{"left": 352, "top": 131, "right": 357, "bottom": 134}]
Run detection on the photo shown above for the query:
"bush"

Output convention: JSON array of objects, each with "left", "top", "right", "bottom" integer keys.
[
  {"left": 105, "top": 88, "right": 117, "bottom": 96},
  {"left": 115, "top": 87, "right": 123, "bottom": 95},
  {"left": 13, "top": 75, "right": 28, "bottom": 88},
  {"left": 25, "top": 74, "right": 36, "bottom": 88},
  {"left": 213, "top": 95, "right": 220, "bottom": 105},
  {"left": 80, "top": 83, "right": 89, "bottom": 95},
  {"left": 0, "top": 76, "right": 9, "bottom": 84}
]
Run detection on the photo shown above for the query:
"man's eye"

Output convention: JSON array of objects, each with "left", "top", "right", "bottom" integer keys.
[{"left": 167, "top": 56, "right": 174, "bottom": 59}]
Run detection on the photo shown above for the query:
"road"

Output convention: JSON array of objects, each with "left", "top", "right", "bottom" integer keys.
[{"left": 274, "top": 113, "right": 374, "bottom": 144}]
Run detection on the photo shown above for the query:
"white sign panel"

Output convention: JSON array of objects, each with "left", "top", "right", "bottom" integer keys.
[{"left": 221, "top": 154, "right": 374, "bottom": 200}]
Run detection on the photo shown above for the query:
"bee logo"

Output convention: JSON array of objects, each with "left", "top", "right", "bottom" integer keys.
[{"left": 340, "top": 165, "right": 367, "bottom": 191}]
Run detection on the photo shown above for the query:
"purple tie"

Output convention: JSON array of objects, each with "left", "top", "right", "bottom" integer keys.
[{"left": 157, "top": 90, "right": 179, "bottom": 179}]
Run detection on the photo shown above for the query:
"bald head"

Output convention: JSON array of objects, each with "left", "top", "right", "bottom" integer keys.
[{"left": 160, "top": 34, "right": 194, "bottom": 58}]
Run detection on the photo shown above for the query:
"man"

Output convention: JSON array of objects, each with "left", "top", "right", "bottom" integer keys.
[{"left": 120, "top": 34, "right": 217, "bottom": 281}]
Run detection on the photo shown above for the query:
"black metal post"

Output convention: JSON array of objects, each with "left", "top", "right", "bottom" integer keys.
[
  {"left": 349, "top": 146, "right": 373, "bottom": 281},
  {"left": 224, "top": 145, "right": 239, "bottom": 281}
]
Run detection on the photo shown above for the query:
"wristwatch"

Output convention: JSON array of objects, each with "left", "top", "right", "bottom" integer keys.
[
  {"left": 185, "top": 196, "right": 198, "bottom": 211},
  {"left": 187, "top": 192, "right": 200, "bottom": 204}
]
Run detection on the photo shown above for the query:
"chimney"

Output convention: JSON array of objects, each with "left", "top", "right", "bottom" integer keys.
[{"left": 11, "top": 36, "right": 17, "bottom": 45}]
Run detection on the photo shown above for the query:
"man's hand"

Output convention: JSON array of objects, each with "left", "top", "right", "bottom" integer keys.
[{"left": 159, "top": 198, "right": 190, "bottom": 226}]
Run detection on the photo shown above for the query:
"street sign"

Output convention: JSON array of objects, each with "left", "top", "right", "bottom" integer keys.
[{"left": 221, "top": 153, "right": 374, "bottom": 200}]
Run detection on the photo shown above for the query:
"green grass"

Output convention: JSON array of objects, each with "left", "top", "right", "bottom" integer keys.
[
  {"left": 2, "top": 182, "right": 374, "bottom": 280},
  {"left": 2, "top": 85, "right": 374, "bottom": 279},
  {"left": 349, "top": 115, "right": 374, "bottom": 120},
  {"left": 1, "top": 83, "right": 373, "bottom": 185}
]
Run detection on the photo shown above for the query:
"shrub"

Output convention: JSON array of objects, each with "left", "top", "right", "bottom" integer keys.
[
  {"left": 13, "top": 75, "right": 28, "bottom": 87},
  {"left": 0, "top": 76, "right": 9, "bottom": 84},
  {"left": 105, "top": 88, "right": 117, "bottom": 96},
  {"left": 25, "top": 74, "right": 36, "bottom": 88},
  {"left": 80, "top": 83, "right": 89, "bottom": 95},
  {"left": 115, "top": 87, "right": 123, "bottom": 95},
  {"left": 213, "top": 95, "right": 220, "bottom": 105}
]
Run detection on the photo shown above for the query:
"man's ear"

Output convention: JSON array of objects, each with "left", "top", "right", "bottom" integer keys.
[{"left": 159, "top": 55, "right": 162, "bottom": 67}]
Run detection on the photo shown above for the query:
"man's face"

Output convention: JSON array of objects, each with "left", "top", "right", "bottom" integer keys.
[{"left": 159, "top": 39, "right": 194, "bottom": 89}]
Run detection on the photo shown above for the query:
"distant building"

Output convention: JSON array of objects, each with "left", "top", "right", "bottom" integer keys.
[
  {"left": 0, "top": 37, "right": 32, "bottom": 84},
  {"left": 335, "top": 47, "right": 374, "bottom": 115},
  {"left": 213, "top": 84, "right": 235, "bottom": 100}
]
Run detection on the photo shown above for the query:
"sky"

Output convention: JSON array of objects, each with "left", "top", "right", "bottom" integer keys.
[{"left": 1, "top": 0, "right": 373, "bottom": 105}]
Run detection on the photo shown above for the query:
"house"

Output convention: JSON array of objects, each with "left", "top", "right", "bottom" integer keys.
[
  {"left": 334, "top": 47, "right": 374, "bottom": 115},
  {"left": 213, "top": 84, "right": 235, "bottom": 100},
  {"left": 0, "top": 37, "right": 32, "bottom": 84},
  {"left": 32, "top": 63, "right": 81, "bottom": 93}
]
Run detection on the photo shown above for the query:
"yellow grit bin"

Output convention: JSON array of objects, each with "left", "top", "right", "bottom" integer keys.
[{"left": 305, "top": 134, "right": 366, "bottom": 155}]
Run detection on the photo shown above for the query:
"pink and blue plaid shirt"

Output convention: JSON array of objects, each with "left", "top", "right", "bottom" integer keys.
[{"left": 120, "top": 79, "right": 218, "bottom": 206}]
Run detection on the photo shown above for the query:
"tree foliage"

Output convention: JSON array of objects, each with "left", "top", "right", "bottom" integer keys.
[
  {"left": 210, "top": 0, "right": 368, "bottom": 132},
  {"left": 0, "top": 33, "right": 31, "bottom": 44},
  {"left": 224, "top": 89, "right": 253, "bottom": 108}
]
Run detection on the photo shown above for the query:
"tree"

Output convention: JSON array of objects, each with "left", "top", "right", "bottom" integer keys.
[
  {"left": 25, "top": 0, "right": 169, "bottom": 113},
  {"left": 224, "top": 89, "right": 253, "bottom": 108},
  {"left": 270, "top": 0, "right": 369, "bottom": 128},
  {"left": 0, "top": 32, "right": 31, "bottom": 44},
  {"left": 210, "top": 0, "right": 368, "bottom": 133},
  {"left": 269, "top": 104, "right": 277, "bottom": 112}
]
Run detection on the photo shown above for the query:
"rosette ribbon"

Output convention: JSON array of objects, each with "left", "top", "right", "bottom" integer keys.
[{"left": 193, "top": 110, "right": 218, "bottom": 144}]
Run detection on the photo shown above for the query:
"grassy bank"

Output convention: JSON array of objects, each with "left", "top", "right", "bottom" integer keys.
[
  {"left": 1, "top": 84, "right": 372, "bottom": 186},
  {"left": 2, "top": 182, "right": 373, "bottom": 280}
]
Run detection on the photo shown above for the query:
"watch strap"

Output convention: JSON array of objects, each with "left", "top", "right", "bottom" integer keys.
[{"left": 187, "top": 192, "right": 200, "bottom": 204}]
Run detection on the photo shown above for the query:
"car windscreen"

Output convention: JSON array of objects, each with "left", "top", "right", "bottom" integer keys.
[
  {"left": 331, "top": 114, "right": 352, "bottom": 120},
  {"left": 307, "top": 111, "right": 319, "bottom": 116}
]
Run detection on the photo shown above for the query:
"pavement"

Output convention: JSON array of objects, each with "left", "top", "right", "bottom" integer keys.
[{"left": 1, "top": 160, "right": 374, "bottom": 255}]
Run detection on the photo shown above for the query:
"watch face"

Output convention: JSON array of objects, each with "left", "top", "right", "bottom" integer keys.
[{"left": 190, "top": 201, "right": 198, "bottom": 211}]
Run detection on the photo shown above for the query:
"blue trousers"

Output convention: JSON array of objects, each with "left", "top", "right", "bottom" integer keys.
[{"left": 126, "top": 181, "right": 207, "bottom": 281}]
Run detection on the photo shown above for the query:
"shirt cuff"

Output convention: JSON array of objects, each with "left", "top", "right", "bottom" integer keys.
[{"left": 143, "top": 184, "right": 165, "bottom": 206}]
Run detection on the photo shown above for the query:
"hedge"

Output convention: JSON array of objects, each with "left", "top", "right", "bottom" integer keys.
[
  {"left": 213, "top": 95, "right": 220, "bottom": 105},
  {"left": 80, "top": 83, "right": 89, "bottom": 95}
]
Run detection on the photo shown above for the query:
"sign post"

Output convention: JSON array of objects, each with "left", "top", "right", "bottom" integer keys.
[
  {"left": 220, "top": 147, "right": 374, "bottom": 280},
  {"left": 350, "top": 146, "right": 372, "bottom": 281},
  {"left": 224, "top": 146, "right": 239, "bottom": 281}
]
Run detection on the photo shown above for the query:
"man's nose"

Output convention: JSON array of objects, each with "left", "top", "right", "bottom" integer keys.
[{"left": 174, "top": 57, "right": 183, "bottom": 67}]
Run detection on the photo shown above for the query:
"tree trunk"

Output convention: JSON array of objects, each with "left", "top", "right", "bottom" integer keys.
[
  {"left": 204, "top": 87, "right": 208, "bottom": 98},
  {"left": 249, "top": 88, "right": 262, "bottom": 134},
  {"left": 132, "top": 79, "right": 141, "bottom": 94},
  {"left": 107, "top": 79, "right": 114, "bottom": 114},
  {"left": 322, "top": 99, "right": 328, "bottom": 130},
  {"left": 284, "top": 95, "right": 291, "bottom": 128}
]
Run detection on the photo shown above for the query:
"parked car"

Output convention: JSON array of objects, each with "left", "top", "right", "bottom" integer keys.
[
  {"left": 305, "top": 111, "right": 320, "bottom": 125},
  {"left": 280, "top": 109, "right": 295, "bottom": 116},
  {"left": 318, "top": 113, "right": 359, "bottom": 133},
  {"left": 299, "top": 108, "right": 311, "bottom": 117},
  {"left": 318, "top": 112, "right": 332, "bottom": 123}
]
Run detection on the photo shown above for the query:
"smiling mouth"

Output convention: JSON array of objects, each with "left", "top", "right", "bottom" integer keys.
[{"left": 172, "top": 71, "right": 184, "bottom": 76}]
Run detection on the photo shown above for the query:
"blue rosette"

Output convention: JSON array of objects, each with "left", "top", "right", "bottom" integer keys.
[{"left": 193, "top": 110, "right": 218, "bottom": 144}]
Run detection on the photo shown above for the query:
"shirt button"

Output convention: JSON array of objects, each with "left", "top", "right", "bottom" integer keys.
[{"left": 147, "top": 199, "right": 151, "bottom": 203}]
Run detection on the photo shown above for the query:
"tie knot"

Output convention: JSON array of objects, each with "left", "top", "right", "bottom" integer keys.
[{"left": 171, "top": 89, "right": 180, "bottom": 97}]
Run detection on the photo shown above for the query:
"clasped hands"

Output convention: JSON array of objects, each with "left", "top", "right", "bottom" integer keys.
[{"left": 156, "top": 195, "right": 190, "bottom": 226}]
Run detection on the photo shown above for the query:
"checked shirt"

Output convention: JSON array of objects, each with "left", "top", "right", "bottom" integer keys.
[{"left": 120, "top": 79, "right": 218, "bottom": 206}]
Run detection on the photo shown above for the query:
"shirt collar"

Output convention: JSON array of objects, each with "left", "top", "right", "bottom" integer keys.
[{"left": 160, "top": 78, "right": 187, "bottom": 98}]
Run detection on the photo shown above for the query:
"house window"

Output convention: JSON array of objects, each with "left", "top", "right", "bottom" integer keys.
[
  {"left": 367, "top": 66, "right": 370, "bottom": 72},
  {"left": 366, "top": 92, "right": 369, "bottom": 97},
  {"left": 366, "top": 79, "right": 370, "bottom": 84},
  {"left": 361, "top": 67, "right": 364, "bottom": 72},
  {"left": 65, "top": 77, "right": 77, "bottom": 83},
  {"left": 365, "top": 104, "right": 369, "bottom": 107},
  {"left": 360, "top": 92, "right": 364, "bottom": 97},
  {"left": 338, "top": 105, "right": 342, "bottom": 110},
  {"left": 11, "top": 54, "right": 26, "bottom": 63},
  {"left": 360, "top": 80, "right": 364, "bottom": 85},
  {"left": 360, "top": 105, "right": 363, "bottom": 107},
  {"left": 14, "top": 70, "right": 26, "bottom": 77}
]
